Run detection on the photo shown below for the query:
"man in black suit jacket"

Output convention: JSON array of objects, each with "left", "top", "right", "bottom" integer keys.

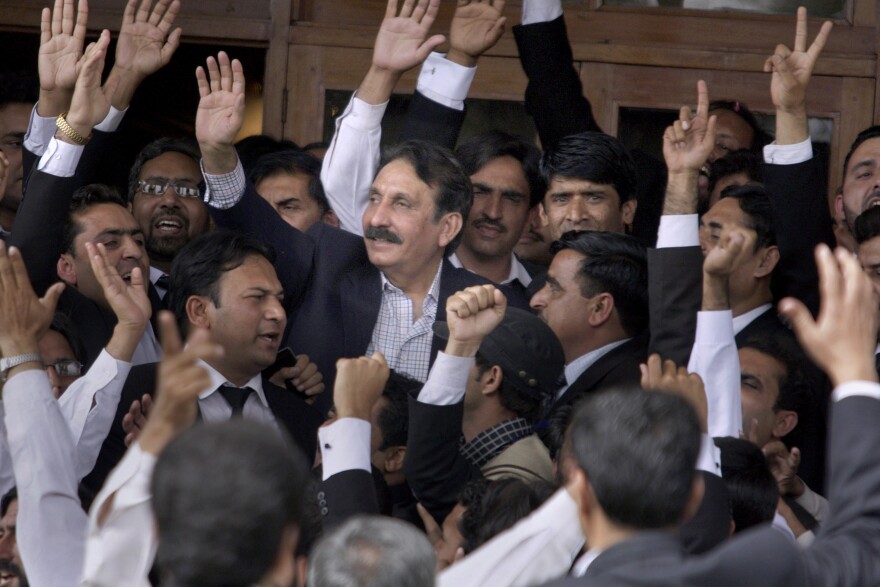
[
  {"left": 541, "top": 243, "right": 880, "bottom": 587},
  {"left": 530, "top": 231, "right": 648, "bottom": 417},
  {"left": 84, "top": 231, "right": 323, "bottom": 496}
]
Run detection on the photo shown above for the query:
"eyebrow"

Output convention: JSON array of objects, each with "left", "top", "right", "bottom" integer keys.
[
  {"left": 143, "top": 175, "right": 199, "bottom": 183},
  {"left": 850, "top": 160, "right": 876, "bottom": 175},
  {"left": 740, "top": 373, "right": 762, "bottom": 389},
  {"left": 96, "top": 228, "right": 145, "bottom": 239},
  {"left": 1, "top": 131, "right": 24, "bottom": 140},
  {"left": 244, "top": 286, "right": 284, "bottom": 297},
  {"left": 275, "top": 197, "right": 302, "bottom": 206},
  {"left": 545, "top": 275, "right": 562, "bottom": 289}
]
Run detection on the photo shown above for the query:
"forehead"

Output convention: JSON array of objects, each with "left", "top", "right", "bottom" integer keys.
[
  {"left": 845, "top": 137, "right": 880, "bottom": 178},
  {"left": 549, "top": 176, "right": 619, "bottom": 198},
  {"left": 217, "top": 254, "right": 281, "bottom": 294},
  {"left": 1, "top": 498, "right": 17, "bottom": 523},
  {"left": 858, "top": 235, "right": 880, "bottom": 262},
  {"left": 39, "top": 329, "right": 76, "bottom": 362},
  {"left": 703, "top": 197, "right": 751, "bottom": 227},
  {"left": 712, "top": 109, "right": 755, "bottom": 146},
  {"left": 139, "top": 151, "right": 201, "bottom": 181},
  {"left": 0, "top": 102, "right": 31, "bottom": 135},
  {"left": 256, "top": 171, "right": 313, "bottom": 197},
  {"left": 373, "top": 158, "right": 436, "bottom": 201},
  {"left": 75, "top": 203, "right": 141, "bottom": 238},
  {"left": 472, "top": 156, "right": 529, "bottom": 188},
  {"left": 549, "top": 248, "right": 586, "bottom": 282},
  {"left": 739, "top": 347, "right": 786, "bottom": 388}
]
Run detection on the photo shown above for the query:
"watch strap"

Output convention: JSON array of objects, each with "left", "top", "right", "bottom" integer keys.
[{"left": 0, "top": 353, "right": 43, "bottom": 381}]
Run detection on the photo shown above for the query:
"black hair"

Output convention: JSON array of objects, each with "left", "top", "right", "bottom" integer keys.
[
  {"left": 740, "top": 333, "right": 814, "bottom": 420},
  {"left": 719, "top": 184, "right": 777, "bottom": 251},
  {"left": 843, "top": 125, "right": 880, "bottom": 178},
  {"left": 48, "top": 312, "right": 87, "bottom": 364},
  {"left": 127, "top": 138, "right": 202, "bottom": 203},
  {"left": 302, "top": 141, "right": 329, "bottom": 153},
  {"left": 538, "top": 402, "right": 575, "bottom": 463},
  {"left": 714, "top": 436, "right": 779, "bottom": 533},
  {"left": 376, "top": 371, "right": 420, "bottom": 450},
  {"left": 459, "top": 478, "right": 556, "bottom": 554},
  {"left": 474, "top": 353, "right": 542, "bottom": 423},
  {"left": 854, "top": 204, "right": 880, "bottom": 244},
  {"left": 570, "top": 387, "right": 701, "bottom": 529},
  {"left": 168, "top": 231, "right": 275, "bottom": 336},
  {"left": 455, "top": 131, "right": 546, "bottom": 208},
  {"left": 379, "top": 140, "right": 473, "bottom": 256},
  {"left": 540, "top": 131, "right": 636, "bottom": 204},
  {"left": 61, "top": 184, "right": 129, "bottom": 255},
  {"left": 0, "top": 72, "right": 38, "bottom": 108},
  {"left": 551, "top": 230, "right": 649, "bottom": 337},
  {"left": 235, "top": 134, "right": 301, "bottom": 174},
  {"left": 0, "top": 487, "right": 16, "bottom": 517},
  {"left": 249, "top": 150, "right": 331, "bottom": 215},
  {"left": 707, "top": 149, "right": 763, "bottom": 197},
  {"left": 708, "top": 100, "right": 772, "bottom": 154},
  {"left": 152, "top": 420, "right": 308, "bottom": 587}
]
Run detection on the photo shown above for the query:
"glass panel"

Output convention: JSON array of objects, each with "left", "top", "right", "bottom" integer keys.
[{"left": 602, "top": 0, "right": 845, "bottom": 19}]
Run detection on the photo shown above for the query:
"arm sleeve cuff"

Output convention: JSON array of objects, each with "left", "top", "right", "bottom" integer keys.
[
  {"left": 521, "top": 0, "right": 564, "bottom": 25},
  {"left": 94, "top": 106, "right": 127, "bottom": 132},
  {"left": 763, "top": 138, "right": 813, "bottom": 165},
  {"left": 697, "top": 434, "right": 722, "bottom": 476},
  {"left": 58, "top": 348, "right": 131, "bottom": 442},
  {"left": 342, "top": 95, "right": 388, "bottom": 131},
  {"left": 37, "top": 138, "right": 84, "bottom": 177},
  {"left": 656, "top": 214, "right": 699, "bottom": 248},
  {"left": 417, "top": 351, "right": 474, "bottom": 406},
  {"left": 202, "top": 158, "right": 246, "bottom": 210},
  {"left": 416, "top": 52, "right": 476, "bottom": 111},
  {"left": 24, "top": 105, "right": 57, "bottom": 156},
  {"left": 319, "top": 418, "right": 372, "bottom": 480},
  {"left": 695, "top": 310, "right": 735, "bottom": 344},
  {"left": 833, "top": 380, "right": 880, "bottom": 402}
]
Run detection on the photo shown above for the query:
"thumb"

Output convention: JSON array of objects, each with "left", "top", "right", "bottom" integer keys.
[
  {"left": 493, "top": 287, "right": 507, "bottom": 314},
  {"left": 417, "top": 34, "right": 447, "bottom": 62},
  {"left": 41, "top": 282, "right": 66, "bottom": 313},
  {"left": 777, "top": 297, "right": 815, "bottom": 345}
]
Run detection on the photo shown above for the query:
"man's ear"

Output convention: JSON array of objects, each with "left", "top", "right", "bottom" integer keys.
[
  {"left": 186, "top": 295, "right": 213, "bottom": 330},
  {"left": 621, "top": 198, "right": 637, "bottom": 227},
  {"left": 834, "top": 192, "right": 846, "bottom": 222},
  {"left": 480, "top": 364, "right": 503, "bottom": 397},
  {"left": 587, "top": 292, "right": 615, "bottom": 328},
  {"left": 384, "top": 446, "right": 407, "bottom": 473},
  {"left": 322, "top": 209, "right": 340, "bottom": 228},
  {"left": 772, "top": 410, "right": 798, "bottom": 439},
  {"left": 754, "top": 245, "right": 780, "bottom": 279},
  {"left": 681, "top": 473, "right": 706, "bottom": 524},
  {"left": 437, "top": 212, "right": 463, "bottom": 249},
  {"left": 57, "top": 254, "right": 78, "bottom": 287}
]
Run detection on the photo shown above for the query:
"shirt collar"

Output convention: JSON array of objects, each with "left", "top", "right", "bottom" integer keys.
[
  {"left": 196, "top": 359, "right": 268, "bottom": 407},
  {"left": 732, "top": 303, "right": 773, "bottom": 335},
  {"left": 379, "top": 262, "right": 443, "bottom": 305},
  {"left": 560, "top": 339, "right": 632, "bottom": 400},
  {"left": 448, "top": 252, "right": 533, "bottom": 287},
  {"left": 460, "top": 418, "right": 534, "bottom": 468}
]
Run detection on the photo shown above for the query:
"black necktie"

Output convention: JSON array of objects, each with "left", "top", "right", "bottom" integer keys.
[
  {"left": 875, "top": 354, "right": 880, "bottom": 377},
  {"left": 218, "top": 385, "right": 254, "bottom": 417},
  {"left": 155, "top": 274, "right": 170, "bottom": 304}
]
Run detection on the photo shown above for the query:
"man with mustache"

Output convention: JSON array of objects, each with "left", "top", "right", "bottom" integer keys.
[{"left": 0, "top": 489, "right": 25, "bottom": 587}]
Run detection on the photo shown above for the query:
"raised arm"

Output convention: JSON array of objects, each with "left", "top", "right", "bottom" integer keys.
[{"left": 321, "top": 0, "right": 445, "bottom": 234}]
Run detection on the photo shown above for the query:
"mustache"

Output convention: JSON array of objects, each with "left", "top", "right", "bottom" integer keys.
[
  {"left": 0, "top": 560, "right": 23, "bottom": 579},
  {"left": 472, "top": 217, "right": 507, "bottom": 233},
  {"left": 151, "top": 208, "right": 190, "bottom": 227},
  {"left": 365, "top": 226, "right": 403, "bottom": 244}
]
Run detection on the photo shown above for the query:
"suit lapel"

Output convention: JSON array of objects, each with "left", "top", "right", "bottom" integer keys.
[
  {"left": 342, "top": 264, "right": 383, "bottom": 358},
  {"left": 554, "top": 338, "right": 644, "bottom": 409}
]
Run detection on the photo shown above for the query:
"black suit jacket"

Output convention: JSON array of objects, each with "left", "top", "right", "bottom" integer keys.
[
  {"left": 209, "top": 182, "right": 506, "bottom": 413},
  {"left": 84, "top": 362, "right": 323, "bottom": 497},
  {"left": 541, "top": 395, "right": 880, "bottom": 586},
  {"left": 647, "top": 246, "right": 703, "bottom": 366},
  {"left": 549, "top": 336, "right": 647, "bottom": 417}
]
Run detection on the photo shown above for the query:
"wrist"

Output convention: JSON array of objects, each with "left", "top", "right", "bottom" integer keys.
[
  {"left": 445, "top": 339, "right": 482, "bottom": 357},
  {"left": 61, "top": 112, "right": 93, "bottom": 139},
  {"left": 790, "top": 476, "right": 805, "bottom": 498},
  {"left": 663, "top": 174, "right": 699, "bottom": 215},
  {"left": 830, "top": 363, "right": 878, "bottom": 388},
  {"left": 106, "top": 323, "right": 144, "bottom": 362},
  {"left": 37, "top": 89, "right": 73, "bottom": 118},
  {"left": 774, "top": 108, "right": 809, "bottom": 146},
  {"left": 0, "top": 340, "right": 40, "bottom": 358},
  {"left": 359, "top": 65, "right": 402, "bottom": 105},
  {"left": 199, "top": 144, "right": 239, "bottom": 175},
  {"left": 446, "top": 48, "right": 478, "bottom": 68},
  {"left": 701, "top": 274, "right": 730, "bottom": 311}
]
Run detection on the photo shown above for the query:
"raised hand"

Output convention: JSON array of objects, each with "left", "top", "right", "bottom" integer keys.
[
  {"left": 195, "top": 51, "right": 244, "bottom": 173},
  {"left": 268, "top": 353, "right": 326, "bottom": 404},
  {"left": 662, "top": 80, "right": 717, "bottom": 175},
  {"left": 765, "top": 7, "right": 832, "bottom": 115},
  {"left": 108, "top": 0, "right": 182, "bottom": 109},
  {"left": 139, "top": 312, "right": 223, "bottom": 455},
  {"left": 763, "top": 439, "right": 805, "bottom": 497},
  {"left": 448, "top": 0, "right": 507, "bottom": 68},
  {"left": 0, "top": 153, "right": 8, "bottom": 206},
  {"left": 0, "top": 243, "right": 65, "bottom": 358},
  {"left": 372, "top": 0, "right": 446, "bottom": 74},
  {"left": 333, "top": 352, "right": 390, "bottom": 421},
  {"left": 640, "top": 353, "right": 708, "bottom": 433},
  {"left": 122, "top": 394, "right": 152, "bottom": 447},
  {"left": 779, "top": 245, "right": 878, "bottom": 386},
  {"left": 703, "top": 229, "right": 752, "bottom": 278},
  {"left": 444, "top": 284, "right": 507, "bottom": 357},
  {"left": 63, "top": 29, "right": 119, "bottom": 140},
  {"left": 38, "top": 0, "right": 88, "bottom": 116}
]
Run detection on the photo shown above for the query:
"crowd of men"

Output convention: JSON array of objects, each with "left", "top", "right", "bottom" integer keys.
[{"left": 0, "top": 0, "right": 879, "bottom": 585}]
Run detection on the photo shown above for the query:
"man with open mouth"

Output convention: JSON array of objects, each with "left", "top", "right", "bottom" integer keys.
[{"left": 0, "top": 489, "right": 26, "bottom": 587}]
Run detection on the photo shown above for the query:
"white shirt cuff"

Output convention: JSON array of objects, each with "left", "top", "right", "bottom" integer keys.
[
  {"left": 763, "top": 138, "right": 812, "bottom": 165},
  {"left": 417, "top": 351, "right": 473, "bottom": 406},
  {"left": 697, "top": 434, "right": 721, "bottom": 476},
  {"left": 832, "top": 380, "right": 880, "bottom": 402},
  {"left": 319, "top": 418, "right": 372, "bottom": 480},
  {"left": 416, "top": 52, "right": 476, "bottom": 112},
  {"left": 94, "top": 105, "right": 127, "bottom": 133},
  {"left": 37, "top": 138, "right": 84, "bottom": 177},
  {"left": 340, "top": 95, "right": 388, "bottom": 132},
  {"left": 656, "top": 214, "right": 699, "bottom": 248},
  {"left": 521, "top": 0, "right": 563, "bottom": 25},
  {"left": 24, "top": 105, "right": 57, "bottom": 157},
  {"left": 695, "top": 310, "right": 734, "bottom": 344}
]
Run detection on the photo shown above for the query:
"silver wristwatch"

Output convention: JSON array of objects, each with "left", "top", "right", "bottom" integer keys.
[{"left": 0, "top": 354, "right": 43, "bottom": 381}]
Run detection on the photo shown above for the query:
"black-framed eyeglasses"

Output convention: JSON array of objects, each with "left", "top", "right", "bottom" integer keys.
[
  {"left": 48, "top": 359, "right": 83, "bottom": 378},
  {"left": 137, "top": 180, "right": 203, "bottom": 199}
]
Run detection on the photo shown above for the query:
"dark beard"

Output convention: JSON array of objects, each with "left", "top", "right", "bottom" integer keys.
[{"left": 0, "top": 560, "right": 28, "bottom": 587}]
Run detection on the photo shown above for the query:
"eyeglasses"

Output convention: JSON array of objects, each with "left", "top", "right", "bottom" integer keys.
[
  {"left": 137, "top": 180, "right": 203, "bottom": 199},
  {"left": 48, "top": 360, "right": 83, "bottom": 378}
]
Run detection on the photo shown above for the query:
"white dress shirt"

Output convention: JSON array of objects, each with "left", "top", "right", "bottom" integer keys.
[{"left": 196, "top": 360, "right": 277, "bottom": 426}]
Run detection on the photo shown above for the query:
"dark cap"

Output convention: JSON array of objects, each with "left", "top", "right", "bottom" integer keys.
[{"left": 433, "top": 307, "right": 565, "bottom": 400}]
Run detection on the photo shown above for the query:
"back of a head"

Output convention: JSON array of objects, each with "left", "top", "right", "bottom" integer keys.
[
  {"left": 455, "top": 130, "right": 546, "bottom": 208},
  {"left": 540, "top": 131, "right": 636, "bottom": 204},
  {"left": 708, "top": 149, "right": 763, "bottom": 194},
  {"left": 308, "top": 515, "right": 435, "bottom": 587},
  {"left": 570, "top": 387, "right": 701, "bottom": 529},
  {"left": 151, "top": 420, "right": 309, "bottom": 587},
  {"left": 551, "top": 230, "right": 649, "bottom": 336},
  {"left": 714, "top": 436, "right": 779, "bottom": 533}
]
